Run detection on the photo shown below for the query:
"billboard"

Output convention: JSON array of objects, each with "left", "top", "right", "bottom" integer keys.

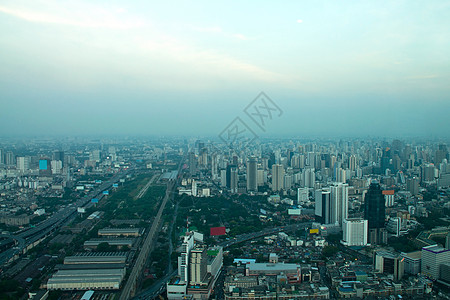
[
  {"left": 210, "top": 227, "right": 226, "bottom": 236},
  {"left": 91, "top": 198, "right": 99, "bottom": 203},
  {"left": 309, "top": 228, "right": 319, "bottom": 234},
  {"left": 39, "top": 160, "right": 48, "bottom": 170},
  {"left": 103, "top": 190, "right": 109, "bottom": 195},
  {"left": 112, "top": 183, "right": 119, "bottom": 188}
]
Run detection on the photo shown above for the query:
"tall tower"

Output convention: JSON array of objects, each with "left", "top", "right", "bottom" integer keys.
[
  {"left": 230, "top": 167, "right": 238, "bottom": 193},
  {"left": 315, "top": 188, "right": 331, "bottom": 224},
  {"left": 349, "top": 154, "right": 357, "bottom": 172},
  {"left": 246, "top": 157, "right": 258, "bottom": 192},
  {"left": 331, "top": 183, "right": 349, "bottom": 226},
  {"left": 190, "top": 246, "right": 208, "bottom": 285},
  {"left": 189, "top": 152, "right": 197, "bottom": 174},
  {"left": 364, "top": 181, "right": 386, "bottom": 244},
  {"left": 271, "top": 164, "right": 284, "bottom": 191}
]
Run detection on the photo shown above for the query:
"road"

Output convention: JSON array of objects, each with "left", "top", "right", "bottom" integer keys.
[
  {"left": 217, "top": 222, "right": 313, "bottom": 248},
  {"left": 132, "top": 222, "right": 313, "bottom": 300},
  {"left": 0, "top": 168, "right": 131, "bottom": 266},
  {"left": 135, "top": 175, "right": 158, "bottom": 199},
  {"left": 120, "top": 164, "right": 183, "bottom": 300}
]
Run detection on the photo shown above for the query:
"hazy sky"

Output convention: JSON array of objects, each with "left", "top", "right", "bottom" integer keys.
[{"left": 1, "top": 0, "right": 449, "bottom": 138}]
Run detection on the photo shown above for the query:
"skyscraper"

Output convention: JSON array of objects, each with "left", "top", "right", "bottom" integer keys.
[
  {"left": 421, "top": 245, "right": 450, "bottom": 280},
  {"left": 330, "top": 183, "right": 349, "bottom": 226},
  {"left": 189, "top": 152, "right": 197, "bottom": 174},
  {"left": 364, "top": 181, "right": 386, "bottom": 244},
  {"left": 230, "top": 167, "right": 238, "bottom": 193},
  {"left": 406, "top": 177, "right": 420, "bottom": 195},
  {"left": 190, "top": 246, "right": 208, "bottom": 285},
  {"left": 297, "top": 188, "right": 308, "bottom": 205},
  {"left": 16, "top": 156, "right": 31, "bottom": 173},
  {"left": 246, "top": 157, "right": 257, "bottom": 192},
  {"left": 302, "top": 168, "right": 315, "bottom": 188},
  {"left": 342, "top": 218, "right": 368, "bottom": 246},
  {"left": 315, "top": 188, "right": 331, "bottom": 224},
  {"left": 271, "top": 164, "right": 284, "bottom": 191}
]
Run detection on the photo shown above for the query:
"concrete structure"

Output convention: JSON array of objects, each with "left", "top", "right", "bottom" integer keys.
[
  {"left": 83, "top": 238, "right": 134, "bottom": 250},
  {"left": 297, "top": 188, "right": 308, "bottom": 205},
  {"left": 400, "top": 251, "right": 421, "bottom": 275},
  {"left": 47, "top": 267, "right": 126, "bottom": 290},
  {"left": 272, "top": 164, "right": 284, "bottom": 191},
  {"left": 179, "top": 233, "right": 195, "bottom": 283},
  {"left": 364, "top": 182, "right": 386, "bottom": 245},
  {"left": 330, "top": 183, "right": 349, "bottom": 226},
  {"left": 382, "top": 190, "right": 395, "bottom": 207},
  {"left": 207, "top": 246, "right": 223, "bottom": 278},
  {"left": 421, "top": 245, "right": 450, "bottom": 280},
  {"left": 246, "top": 263, "right": 301, "bottom": 284},
  {"left": 63, "top": 253, "right": 128, "bottom": 265},
  {"left": 246, "top": 157, "right": 257, "bottom": 192},
  {"left": 190, "top": 246, "right": 208, "bottom": 285},
  {"left": 315, "top": 188, "right": 331, "bottom": 224},
  {"left": 374, "top": 251, "right": 404, "bottom": 281},
  {"left": 342, "top": 218, "right": 368, "bottom": 246},
  {"left": 98, "top": 228, "right": 142, "bottom": 237}
]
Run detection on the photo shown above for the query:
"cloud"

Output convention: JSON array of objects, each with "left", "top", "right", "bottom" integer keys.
[
  {"left": 191, "top": 24, "right": 251, "bottom": 41},
  {"left": 232, "top": 33, "right": 248, "bottom": 41},
  {"left": 407, "top": 74, "right": 440, "bottom": 80},
  {"left": 0, "top": 2, "right": 145, "bottom": 29},
  {"left": 297, "top": 19, "right": 303, "bottom": 23}
]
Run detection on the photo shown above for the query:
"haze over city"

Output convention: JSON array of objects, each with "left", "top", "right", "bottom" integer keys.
[{"left": 1, "top": 0, "right": 449, "bottom": 137}]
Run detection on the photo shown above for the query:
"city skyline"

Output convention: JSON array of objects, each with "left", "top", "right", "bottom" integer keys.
[{"left": 1, "top": 1, "right": 449, "bottom": 137}]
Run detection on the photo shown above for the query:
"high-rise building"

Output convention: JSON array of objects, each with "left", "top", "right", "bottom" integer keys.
[
  {"left": 190, "top": 246, "right": 207, "bottom": 285},
  {"left": 89, "top": 150, "right": 101, "bottom": 162},
  {"left": 297, "top": 188, "right": 308, "bottom": 205},
  {"left": 246, "top": 157, "right": 257, "bottom": 192},
  {"left": 5, "top": 151, "right": 15, "bottom": 166},
  {"left": 302, "top": 168, "right": 315, "bottom": 188},
  {"left": 421, "top": 163, "right": 436, "bottom": 183},
  {"left": 39, "top": 158, "right": 52, "bottom": 176},
  {"left": 179, "top": 233, "right": 194, "bottom": 283},
  {"left": 16, "top": 156, "right": 31, "bottom": 173},
  {"left": 406, "top": 177, "right": 420, "bottom": 195},
  {"left": 400, "top": 251, "right": 422, "bottom": 275},
  {"left": 330, "top": 183, "right": 349, "bottom": 226},
  {"left": 315, "top": 188, "right": 331, "bottom": 224},
  {"left": 349, "top": 154, "right": 357, "bottom": 171},
  {"left": 374, "top": 251, "right": 404, "bottom": 281},
  {"left": 342, "top": 218, "right": 368, "bottom": 246},
  {"left": 382, "top": 190, "right": 395, "bottom": 207},
  {"left": 189, "top": 152, "right": 197, "bottom": 174},
  {"left": 53, "top": 150, "right": 65, "bottom": 167},
  {"left": 364, "top": 181, "right": 386, "bottom": 244},
  {"left": 421, "top": 245, "right": 450, "bottom": 280},
  {"left": 51, "top": 160, "right": 63, "bottom": 175},
  {"left": 271, "top": 164, "right": 284, "bottom": 191},
  {"left": 211, "top": 154, "right": 218, "bottom": 180},
  {"left": 230, "top": 167, "right": 238, "bottom": 193},
  {"left": 257, "top": 169, "right": 265, "bottom": 186},
  {"left": 446, "top": 232, "right": 450, "bottom": 250},
  {"left": 220, "top": 170, "right": 227, "bottom": 187},
  {"left": 0, "top": 149, "right": 4, "bottom": 164},
  {"left": 284, "top": 174, "right": 293, "bottom": 190}
]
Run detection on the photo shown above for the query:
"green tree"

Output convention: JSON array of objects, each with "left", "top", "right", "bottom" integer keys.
[{"left": 322, "top": 245, "right": 339, "bottom": 258}]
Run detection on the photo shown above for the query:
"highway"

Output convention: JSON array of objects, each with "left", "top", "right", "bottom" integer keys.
[
  {"left": 120, "top": 163, "right": 183, "bottom": 300},
  {"left": 0, "top": 168, "right": 131, "bottom": 266},
  {"left": 135, "top": 175, "right": 158, "bottom": 199},
  {"left": 217, "top": 222, "right": 313, "bottom": 248},
  {"left": 132, "top": 221, "right": 313, "bottom": 300}
]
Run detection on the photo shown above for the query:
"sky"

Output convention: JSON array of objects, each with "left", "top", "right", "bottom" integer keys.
[{"left": 0, "top": 0, "right": 449, "bottom": 138}]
